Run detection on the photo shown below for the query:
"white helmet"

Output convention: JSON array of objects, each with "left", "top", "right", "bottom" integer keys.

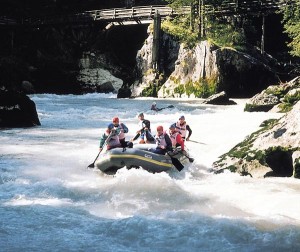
[{"left": 152, "top": 102, "right": 156, "bottom": 105}]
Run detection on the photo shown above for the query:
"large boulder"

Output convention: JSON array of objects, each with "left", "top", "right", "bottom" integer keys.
[
  {"left": 202, "top": 91, "right": 237, "bottom": 105},
  {"left": 132, "top": 31, "right": 280, "bottom": 98},
  {"left": 213, "top": 100, "right": 300, "bottom": 178},
  {"left": 78, "top": 52, "right": 123, "bottom": 93},
  {"left": 157, "top": 41, "right": 279, "bottom": 98},
  {"left": 0, "top": 88, "right": 41, "bottom": 128},
  {"left": 132, "top": 29, "right": 180, "bottom": 97},
  {"left": 245, "top": 76, "right": 300, "bottom": 112}
]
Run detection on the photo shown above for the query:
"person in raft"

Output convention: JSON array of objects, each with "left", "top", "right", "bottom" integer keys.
[
  {"left": 99, "top": 116, "right": 132, "bottom": 151},
  {"left": 168, "top": 124, "right": 185, "bottom": 151},
  {"left": 172, "top": 115, "right": 192, "bottom": 141},
  {"left": 150, "top": 125, "right": 172, "bottom": 155},
  {"left": 131, "top": 113, "right": 155, "bottom": 143}
]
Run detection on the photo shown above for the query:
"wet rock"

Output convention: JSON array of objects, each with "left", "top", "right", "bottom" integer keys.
[
  {"left": 0, "top": 89, "right": 41, "bottom": 128},
  {"left": 213, "top": 100, "right": 300, "bottom": 178},
  {"left": 202, "top": 91, "right": 237, "bottom": 105}
]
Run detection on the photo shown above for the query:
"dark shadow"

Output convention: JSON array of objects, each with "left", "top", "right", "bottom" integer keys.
[{"left": 265, "top": 149, "right": 293, "bottom": 177}]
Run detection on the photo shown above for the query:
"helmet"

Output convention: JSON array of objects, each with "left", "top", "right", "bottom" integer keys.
[
  {"left": 112, "top": 116, "right": 119, "bottom": 123},
  {"left": 157, "top": 125, "right": 163, "bottom": 131},
  {"left": 179, "top": 115, "right": 185, "bottom": 120},
  {"left": 169, "top": 124, "right": 176, "bottom": 129},
  {"left": 152, "top": 102, "right": 156, "bottom": 105}
]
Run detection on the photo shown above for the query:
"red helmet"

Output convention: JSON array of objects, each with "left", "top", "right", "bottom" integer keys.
[
  {"left": 157, "top": 125, "right": 163, "bottom": 131},
  {"left": 112, "top": 117, "right": 119, "bottom": 123}
]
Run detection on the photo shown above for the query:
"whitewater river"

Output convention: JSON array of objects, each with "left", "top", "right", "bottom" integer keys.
[{"left": 1, "top": 93, "right": 300, "bottom": 251}]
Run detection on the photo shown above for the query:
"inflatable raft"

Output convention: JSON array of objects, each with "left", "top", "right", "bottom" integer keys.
[{"left": 95, "top": 144, "right": 191, "bottom": 174}]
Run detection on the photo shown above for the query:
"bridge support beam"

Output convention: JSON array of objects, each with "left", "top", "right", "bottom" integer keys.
[
  {"left": 152, "top": 10, "right": 161, "bottom": 71},
  {"left": 261, "top": 15, "right": 265, "bottom": 54}
]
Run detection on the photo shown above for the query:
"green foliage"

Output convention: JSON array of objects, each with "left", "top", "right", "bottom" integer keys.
[
  {"left": 259, "top": 119, "right": 278, "bottom": 128},
  {"left": 264, "top": 86, "right": 286, "bottom": 98},
  {"left": 141, "top": 84, "right": 157, "bottom": 97},
  {"left": 205, "top": 20, "right": 246, "bottom": 48},
  {"left": 280, "top": 4, "right": 300, "bottom": 57},
  {"left": 162, "top": 17, "right": 198, "bottom": 48},
  {"left": 164, "top": 1, "right": 247, "bottom": 49},
  {"left": 278, "top": 90, "right": 300, "bottom": 112},
  {"left": 173, "top": 76, "right": 217, "bottom": 98},
  {"left": 283, "top": 90, "right": 300, "bottom": 105}
]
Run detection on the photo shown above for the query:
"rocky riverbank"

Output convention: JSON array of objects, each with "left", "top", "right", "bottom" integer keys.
[{"left": 212, "top": 77, "right": 300, "bottom": 178}]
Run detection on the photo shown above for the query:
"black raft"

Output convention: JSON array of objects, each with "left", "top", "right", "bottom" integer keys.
[{"left": 95, "top": 144, "right": 191, "bottom": 174}]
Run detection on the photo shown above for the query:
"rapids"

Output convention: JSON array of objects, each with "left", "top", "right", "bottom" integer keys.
[{"left": 1, "top": 93, "right": 300, "bottom": 251}]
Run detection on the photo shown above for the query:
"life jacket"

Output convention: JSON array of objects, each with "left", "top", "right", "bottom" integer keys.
[
  {"left": 108, "top": 123, "right": 127, "bottom": 140},
  {"left": 175, "top": 121, "right": 187, "bottom": 138},
  {"left": 169, "top": 131, "right": 180, "bottom": 147},
  {"left": 155, "top": 131, "right": 168, "bottom": 148},
  {"left": 105, "top": 131, "right": 121, "bottom": 149}
]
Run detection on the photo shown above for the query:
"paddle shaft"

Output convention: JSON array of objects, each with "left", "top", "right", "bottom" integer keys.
[
  {"left": 87, "top": 132, "right": 113, "bottom": 168},
  {"left": 87, "top": 151, "right": 102, "bottom": 168}
]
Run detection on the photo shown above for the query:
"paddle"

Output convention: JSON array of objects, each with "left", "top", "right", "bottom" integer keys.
[
  {"left": 157, "top": 105, "right": 174, "bottom": 111},
  {"left": 87, "top": 132, "right": 112, "bottom": 169},
  {"left": 182, "top": 151, "right": 194, "bottom": 163},
  {"left": 169, "top": 156, "right": 184, "bottom": 171},
  {"left": 87, "top": 151, "right": 102, "bottom": 169},
  {"left": 188, "top": 139, "right": 206, "bottom": 145},
  {"left": 180, "top": 146, "right": 195, "bottom": 163},
  {"left": 167, "top": 150, "right": 184, "bottom": 171}
]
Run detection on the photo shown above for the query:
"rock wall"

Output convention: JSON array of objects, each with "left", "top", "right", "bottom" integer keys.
[
  {"left": 131, "top": 29, "right": 180, "bottom": 97},
  {"left": 133, "top": 32, "right": 280, "bottom": 98},
  {"left": 213, "top": 86, "right": 300, "bottom": 178},
  {"left": 78, "top": 52, "right": 123, "bottom": 93}
]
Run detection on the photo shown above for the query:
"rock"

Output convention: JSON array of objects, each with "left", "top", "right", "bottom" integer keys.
[
  {"left": 0, "top": 89, "right": 41, "bottom": 128},
  {"left": 132, "top": 29, "right": 180, "bottom": 97},
  {"left": 293, "top": 151, "right": 300, "bottom": 178},
  {"left": 244, "top": 92, "right": 280, "bottom": 112},
  {"left": 78, "top": 67, "right": 123, "bottom": 93},
  {"left": 202, "top": 91, "right": 237, "bottom": 105},
  {"left": 21, "top": 80, "right": 35, "bottom": 93},
  {"left": 142, "top": 40, "right": 279, "bottom": 98},
  {"left": 245, "top": 76, "right": 300, "bottom": 112},
  {"left": 96, "top": 81, "right": 115, "bottom": 93},
  {"left": 213, "top": 100, "right": 300, "bottom": 178},
  {"left": 117, "top": 86, "right": 132, "bottom": 98}
]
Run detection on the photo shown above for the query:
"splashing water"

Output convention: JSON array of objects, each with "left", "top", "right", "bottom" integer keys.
[{"left": 1, "top": 93, "right": 300, "bottom": 251}]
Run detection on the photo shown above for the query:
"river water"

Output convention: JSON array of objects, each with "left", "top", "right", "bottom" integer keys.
[{"left": 1, "top": 93, "right": 300, "bottom": 251}]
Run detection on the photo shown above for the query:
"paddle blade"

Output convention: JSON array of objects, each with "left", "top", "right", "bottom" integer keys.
[
  {"left": 87, "top": 163, "right": 95, "bottom": 169},
  {"left": 87, "top": 151, "right": 101, "bottom": 169},
  {"left": 171, "top": 157, "right": 184, "bottom": 171}
]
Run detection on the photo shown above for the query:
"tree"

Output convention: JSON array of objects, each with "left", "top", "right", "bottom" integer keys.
[{"left": 281, "top": 4, "right": 300, "bottom": 57}]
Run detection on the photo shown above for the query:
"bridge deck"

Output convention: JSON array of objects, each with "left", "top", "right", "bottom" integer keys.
[{"left": 1, "top": 1, "right": 299, "bottom": 26}]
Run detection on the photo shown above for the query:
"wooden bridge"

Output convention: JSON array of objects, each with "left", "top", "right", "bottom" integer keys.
[
  {"left": 1, "top": 0, "right": 298, "bottom": 27},
  {"left": 203, "top": 0, "right": 298, "bottom": 16},
  {"left": 23, "top": 5, "right": 190, "bottom": 26}
]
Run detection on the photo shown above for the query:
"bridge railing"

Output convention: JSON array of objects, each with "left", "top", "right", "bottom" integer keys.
[
  {"left": 22, "top": 5, "right": 190, "bottom": 26},
  {"left": 85, "top": 5, "right": 190, "bottom": 21},
  {"left": 3, "top": 1, "right": 299, "bottom": 26},
  {"left": 204, "top": 0, "right": 299, "bottom": 16}
]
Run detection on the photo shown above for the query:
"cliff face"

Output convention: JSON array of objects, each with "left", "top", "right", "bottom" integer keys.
[{"left": 133, "top": 33, "right": 280, "bottom": 98}]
